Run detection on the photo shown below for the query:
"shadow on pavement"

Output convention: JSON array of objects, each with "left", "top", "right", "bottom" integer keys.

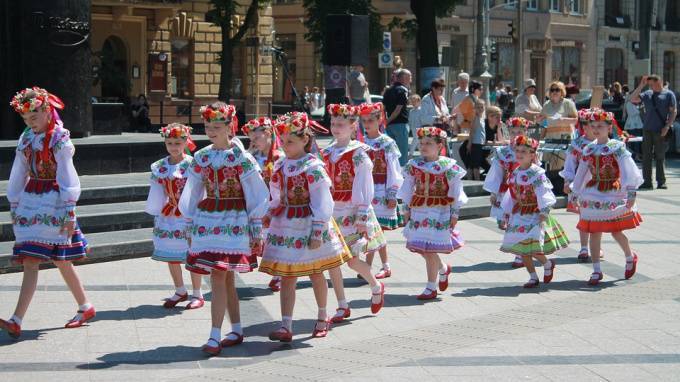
[
  {"left": 451, "top": 279, "right": 622, "bottom": 298},
  {"left": 0, "top": 326, "right": 62, "bottom": 344},
  {"left": 93, "top": 304, "right": 184, "bottom": 322}
]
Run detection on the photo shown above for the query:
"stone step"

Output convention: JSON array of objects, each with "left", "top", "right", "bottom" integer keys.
[
  {"left": 0, "top": 195, "right": 566, "bottom": 273},
  {"left": 0, "top": 172, "right": 151, "bottom": 211},
  {"left": 0, "top": 201, "right": 152, "bottom": 242}
]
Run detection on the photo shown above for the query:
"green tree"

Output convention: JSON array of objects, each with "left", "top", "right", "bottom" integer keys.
[
  {"left": 207, "top": 0, "right": 268, "bottom": 101},
  {"left": 389, "top": 0, "right": 463, "bottom": 68},
  {"left": 302, "top": 0, "right": 383, "bottom": 59}
]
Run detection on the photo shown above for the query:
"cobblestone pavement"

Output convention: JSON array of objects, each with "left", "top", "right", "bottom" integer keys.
[{"left": 1, "top": 162, "right": 680, "bottom": 381}]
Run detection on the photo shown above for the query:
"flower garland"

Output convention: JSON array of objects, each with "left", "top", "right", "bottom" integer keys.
[
  {"left": 507, "top": 116, "right": 529, "bottom": 128},
  {"left": 242, "top": 116, "right": 273, "bottom": 135},
  {"left": 514, "top": 135, "right": 539, "bottom": 151},
  {"left": 416, "top": 126, "right": 447, "bottom": 139},
  {"left": 200, "top": 104, "right": 236, "bottom": 123},
  {"left": 327, "top": 103, "right": 358, "bottom": 119}
]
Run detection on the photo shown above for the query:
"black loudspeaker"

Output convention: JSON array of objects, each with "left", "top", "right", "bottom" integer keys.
[{"left": 323, "top": 14, "right": 369, "bottom": 66}]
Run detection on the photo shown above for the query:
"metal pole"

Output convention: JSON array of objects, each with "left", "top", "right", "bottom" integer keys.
[
  {"left": 515, "top": 0, "right": 523, "bottom": 89},
  {"left": 473, "top": 0, "right": 486, "bottom": 76}
]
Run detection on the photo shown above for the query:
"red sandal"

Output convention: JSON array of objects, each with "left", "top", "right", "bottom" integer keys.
[
  {"left": 312, "top": 319, "right": 331, "bottom": 338},
  {"left": 625, "top": 254, "right": 638, "bottom": 280},
  {"left": 268, "top": 327, "right": 293, "bottom": 342},
  {"left": 65, "top": 306, "right": 96, "bottom": 329},
  {"left": 220, "top": 332, "right": 244, "bottom": 347},
  {"left": 268, "top": 278, "right": 281, "bottom": 292},
  {"left": 438, "top": 264, "right": 452, "bottom": 291},
  {"left": 543, "top": 260, "right": 556, "bottom": 284},
  {"left": 202, "top": 338, "right": 222, "bottom": 356},
  {"left": 417, "top": 288, "right": 437, "bottom": 300},
  {"left": 0, "top": 318, "right": 21, "bottom": 339},
  {"left": 588, "top": 272, "right": 603, "bottom": 286},
  {"left": 185, "top": 297, "right": 205, "bottom": 310},
  {"left": 330, "top": 307, "right": 351, "bottom": 323},
  {"left": 371, "top": 282, "right": 385, "bottom": 314},
  {"left": 375, "top": 269, "right": 391, "bottom": 279},
  {"left": 162, "top": 292, "right": 188, "bottom": 308},
  {"left": 523, "top": 279, "right": 540, "bottom": 288}
]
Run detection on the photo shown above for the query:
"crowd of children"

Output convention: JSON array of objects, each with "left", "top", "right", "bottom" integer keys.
[{"left": 0, "top": 87, "right": 644, "bottom": 356}]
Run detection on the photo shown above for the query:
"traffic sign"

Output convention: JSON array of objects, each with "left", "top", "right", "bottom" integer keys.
[
  {"left": 382, "top": 32, "right": 392, "bottom": 52},
  {"left": 378, "top": 51, "right": 393, "bottom": 69}
]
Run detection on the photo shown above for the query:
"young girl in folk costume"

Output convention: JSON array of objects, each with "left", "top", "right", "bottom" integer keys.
[
  {"left": 357, "top": 102, "right": 404, "bottom": 279},
  {"left": 560, "top": 108, "right": 600, "bottom": 263},
  {"left": 571, "top": 109, "right": 643, "bottom": 286},
  {"left": 243, "top": 116, "right": 284, "bottom": 292},
  {"left": 145, "top": 123, "right": 204, "bottom": 310},
  {"left": 398, "top": 127, "right": 467, "bottom": 300},
  {"left": 500, "top": 136, "right": 570, "bottom": 288},
  {"left": 323, "top": 104, "right": 387, "bottom": 323},
  {"left": 0, "top": 87, "right": 94, "bottom": 339},
  {"left": 483, "top": 116, "right": 528, "bottom": 269},
  {"left": 259, "top": 112, "right": 352, "bottom": 342},
  {"left": 180, "top": 103, "right": 269, "bottom": 356}
]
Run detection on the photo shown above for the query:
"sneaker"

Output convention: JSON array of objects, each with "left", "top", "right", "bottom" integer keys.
[{"left": 639, "top": 183, "right": 653, "bottom": 190}]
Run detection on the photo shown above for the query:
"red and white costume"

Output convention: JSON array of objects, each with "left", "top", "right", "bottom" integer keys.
[
  {"left": 560, "top": 134, "right": 594, "bottom": 213},
  {"left": 364, "top": 134, "right": 403, "bottom": 230},
  {"left": 483, "top": 145, "right": 519, "bottom": 226}
]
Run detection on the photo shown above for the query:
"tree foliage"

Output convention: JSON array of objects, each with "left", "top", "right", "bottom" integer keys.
[
  {"left": 302, "top": 0, "right": 384, "bottom": 58},
  {"left": 206, "top": 0, "right": 268, "bottom": 101},
  {"left": 387, "top": 0, "right": 462, "bottom": 39}
]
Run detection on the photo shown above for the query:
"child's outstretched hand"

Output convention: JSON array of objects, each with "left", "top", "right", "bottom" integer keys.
[{"left": 563, "top": 183, "right": 571, "bottom": 194}]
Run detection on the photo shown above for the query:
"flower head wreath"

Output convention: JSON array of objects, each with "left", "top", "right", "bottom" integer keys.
[
  {"left": 242, "top": 116, "right": 273, "bottom": 135},
  {"left": 514, "top": 135, "right": 540, "bottom": 152},
  {"left": 200, "top": 103, "right": 239, "bottom": 135},
  {"left": 327, "top": 103, "right": 359, "bottom": 119},
  {"left": 159, "top": 123, "right": 197, "bottom": 152},
  {"left": 417, "top": 126, "right": 448, "bottom": 139},
  {"left": 587, "top": 108, "right": 614, "bottom": 124},
  {"left": 507, "top": 116, "right": 530, "bottom": 129}
]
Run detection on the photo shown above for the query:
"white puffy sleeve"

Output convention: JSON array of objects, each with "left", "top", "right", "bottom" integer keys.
[
  {"left": 483, "top": 153, "right": 504, "bottom": 196},
  {"left": 178, "top": 160, "right": 206, "bottom": 222},
  {"left": 53, "top": 138, "right": 81, "bottom": 221},
  {"left": 617, "top": 147, "right": 644, "bottom": 192},
  {"left": 268, "top": 168, "right": 282, "bottom": 212},
  {"left": 352, "top": 148, "right": 374, "bottom": 224},
  {"left": 446, "top": 164, "right": 468, "bottom": 217},
  {"left": 397, "top": 162, "right": 415, "bottom": 210},
  {"left": 533, "top": 172, "right": 557, "bottom": 214},
  {"left": 240, "top": 154, "right": 270, "bottom": 240},
  {"left": 307, "top": 164, "right": 335, "bottom": 240},
  {"left": 145, "top": 176, "right": 166, "bottom": 216},
  {"left": 501, "top": 189, "right": 514, "bottom": 215},
  {"left": 559, "top": 144, "right": 579, "bottom": 182},
  {"left": 385, "top": 145, "right": 404, "bottom": 200},
  {"left": 7, "top": 151, "right": 29, "bottom": 213}
]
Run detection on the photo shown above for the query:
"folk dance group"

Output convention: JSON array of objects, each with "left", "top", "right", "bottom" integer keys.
[{"left": 1, "top": 87, "right": 644, "bottom": 357}]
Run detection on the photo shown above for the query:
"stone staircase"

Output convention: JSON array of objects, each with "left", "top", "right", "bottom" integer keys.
[{"left": 0, "top": 135, "right": 566, "bottom": 273}]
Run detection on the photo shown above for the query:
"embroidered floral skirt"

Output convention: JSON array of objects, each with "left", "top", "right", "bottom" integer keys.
[
  {"left": 12, "top": 190, "right": 88, "bottom": 263},
  {"left": 500, "top": 213, "right": 569, "bottom": 256},
  {"left": 185, "top": 207, "right": 258, "bottom": 274},
  {"left": 403, "top": 205, "right": 465, "bottom": 254},
  {"left": 333, "top": 201, "right": 386, "bottom": 256},
  {"left": 575, "top": 190, "right": 642, "bottom": 233},
  {"left": 151, "top": 215, "right": 190, "bottom": 263},
  {"left": 260, "top": 217, "right": 352, "bottom": 277},
  {"left": 372, "top": 184, "right": 403, "bottom": 230}
]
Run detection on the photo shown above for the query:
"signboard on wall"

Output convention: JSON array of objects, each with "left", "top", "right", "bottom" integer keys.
[{"left": 148, "top": 52, "right": 168, "bottom": 94}]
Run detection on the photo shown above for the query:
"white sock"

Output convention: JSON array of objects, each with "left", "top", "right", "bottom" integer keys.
[
  {"left": 382, "top": 262, "right": 390, "bottom": 271},
  {"left": 192, "top": 289, "right": 203, "bottom": 299},
  {"left": 231, "top": 322, "right": 243, "bottom": 335},
  {"left": 593, "top": 262, "right": 602, "bottom": 273},
  {"left": 426, "top": 281, "right": 437, "bottom": 291},
  {"left": 580, "top": 246, "right": 588, "bottom": 253},
  {"left": 513, "top": 256, "right": 523, "bottom": 263},
  {"left": 79, "top": 303, "right": 92, "bottom": 311},
  {"left": 371, "top": 283, "right": 383, "bottom": 304},
  {"left": 170, "top": 286, "right": 187, "bottom": 301},
  {"left": 439, "top": 264, "right": 449, "bottom": 274},
  {"left": 281, "top": 316, "right": 293, "bottom": 331},
  {"left": 210, "top": 327, "right": 221, "bottom": 341},
  {"left": 10, "top": 315, "right": 22, "bottom": 326},
  {"left": 625, "top": 255, "right": 635, "bottom": 270},
  {"left": 318, "top": 308, "right": 327, "bottom": 321},
  {"left": 529, "top": 272, "right": 538, "bottom": 281},
  {"left": 543, "top": 260, "right": 553, "bottom": 275},
  {"left": 338, "top": 299, "right": 349, "bottom": 309}
]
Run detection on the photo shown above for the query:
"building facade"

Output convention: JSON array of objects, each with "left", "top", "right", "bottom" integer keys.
[{"left": 91, "top": 0, "right": 275, "bottom": 125}]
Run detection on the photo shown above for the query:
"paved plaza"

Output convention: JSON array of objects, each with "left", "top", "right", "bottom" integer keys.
[{"left": 1, "top": 162, "right": 680, "bottom": 382}]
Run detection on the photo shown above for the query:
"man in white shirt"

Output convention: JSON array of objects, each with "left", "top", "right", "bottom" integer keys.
[{"left": 451, "top": 72, "right": 470, "bottom": 126}]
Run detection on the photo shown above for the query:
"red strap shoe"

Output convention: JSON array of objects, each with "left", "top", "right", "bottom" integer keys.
[
  {"left": 185, "top": 297, "right": 205, "bottom": 310},
  {"left": 220, "top": 332, "right": 244, "bottom": 347},
  {"left": 268, "top": 278, "right": 281, "bottom": 292},
  {"left": 624, "top": 254, "right": 638, "bottom": 280},
  {"left": 543, "top": 260, "right": 556, "bottom": 284},
  {"left": 202, "top": 338, "right": 222, "bottom": 356},
  {"left": 370, "top": 282, "right": 385, "bottom": 314},
  {"left": 588, "top": 272, "right": 603, "bottom": 286},
  {"left": 438, "top": 264, "right": 452, "bottom": 291},
  {"left": 577, "top": 249, "right": 590, "bottom": 263},
  {"left": 375, "top": 269, "right": 391, "bottom": 279},
  {"left": 523, "top": 279, "right": 540, "bottom": 288},
  {"left": 417, "top": 288, "right": 438, "bottom": 300},
  {"left": 312, "top": 319, "right": 331, "bottom": 338},
  {"left": 65, "top": 306, "right": 96, "bottom": 329},
  {"left": 268, "top": 327, "right": 293, "bottom": 342},
  {"left": 330, "top": 307, "right": 351, "bottom": 323},
  {"left": 0, "top": 318, "right": 21, "bottom": 339},
  {"left": 162, "top": 292, "right": 188, "bottom": 308}
]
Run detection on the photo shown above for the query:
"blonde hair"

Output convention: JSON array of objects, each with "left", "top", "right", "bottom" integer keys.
[
  {"left": 486, "top": 105, "right": 502, "bottom": 117},
  {"left": 547, "top": 81, "right": 567, "bottom": 98},
  {"left": 409, "top": 94, "right": 421, "bottom": 105}
]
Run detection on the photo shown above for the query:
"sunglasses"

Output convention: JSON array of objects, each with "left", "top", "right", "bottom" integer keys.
[{"left": 549, "top": 88, "right": 561, "bottom": 92}]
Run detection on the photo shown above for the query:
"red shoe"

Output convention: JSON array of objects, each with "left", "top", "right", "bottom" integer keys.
[
  {"left": 163, "top": 292, "right": 188, "bottom": 308},
  {"left": 511, "top": 260, "right": 525, "bottom": 269},
  {"left": 375, "top": 269, "right": 392, "bottom": 279},
  {"left": 220, "top": 332, "right": 244, "bottom": 347},
  {"left": 268, "top": 278, "right": 281, "bottom": 292},
  {"left": 438, "top": 264, "right": 452, "bottom": 292},
  {"left": 0, "top": 318, "right": 21, "bottom": 339},
  {"left": 185, "top": 297, "right": 205, "bottom": 310},
  {"left": 202, "top": 339, "right": 222, "bottom": 356},
  {"left": 543, "top": 260, "right": 556, "bottom": 284},
  {"left": 65, "top": 306, "right": 96, "bottom": 329},
  {"left": 625, "top": 254, "right": 638, "bottom": 279},
  {"left": 268, "top": 327, "right": 293, "bottom": 342},
  {"left": 417, "top": 288, "right": 438, "bottom": 300},
  {"left": 577, "top": 249, "right": 590, "bottom": 263},
  {"left": 312, "top": 319, "right": 331, "bottom": 338},
  {"left": 588, "top": 272, "right": 603, "bottom": 286},
  {"left": 523, "top": 279, "right": 540, "bottom": 288},
  {"left": 370, "top": 282, "right": 385, "bottom": 314},
  {"left": 330, "top": 307, "right": 351, "bottom": 323}
]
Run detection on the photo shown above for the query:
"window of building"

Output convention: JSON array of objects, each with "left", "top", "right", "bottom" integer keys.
[
  {"left": 504, "top": 0, "right": 516, "bottom": 9},
  {"left": 171, "top": 38, "right": 193, "bottom": 99},
  {"left": 664, "top": 51, "right": 675, "bottom": 89},
  {"left": 527, "top": 0, "right": 538, "bottom": 10},
  {"left": 667, "top": 1, "right": 680, "bottom": 31},
  {"left": 552, "top": 46, "right": 580, "bottom": 86},
  {"left": 569, "top": 0, "right": 581, "bottom": 14},
  {"left": 550, "top": 0, "right": 560, "bottom": 12}
]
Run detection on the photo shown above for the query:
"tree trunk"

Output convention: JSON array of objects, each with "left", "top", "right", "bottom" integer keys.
[
  {"left": 219, "top": 24, "right": 234, "bottom": 102},
  {"left": 411, "top": 0, "right": 439, "bottom": 68}
]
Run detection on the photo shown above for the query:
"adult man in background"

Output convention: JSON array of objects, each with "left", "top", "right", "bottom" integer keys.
[
  {"left": 348, "top": 65, "right": 369, "bottom": 105},
  {"left": 384, "top": 68, "right": 411, "bottom": 166},
  {"left": 450, "top": 72, "right": 470, "bottom": 127},
  {"left": 631, "top": 74, "right": 677, "bottom": 189}
]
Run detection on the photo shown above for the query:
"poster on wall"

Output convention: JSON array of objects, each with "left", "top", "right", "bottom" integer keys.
[{"left": 148, "top": 52, "right": 168, "bottom": 100}]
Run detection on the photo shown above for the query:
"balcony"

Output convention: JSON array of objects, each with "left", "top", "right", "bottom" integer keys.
[{"left": 604, "top": 14, "right": 631, "bottom": 28}]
